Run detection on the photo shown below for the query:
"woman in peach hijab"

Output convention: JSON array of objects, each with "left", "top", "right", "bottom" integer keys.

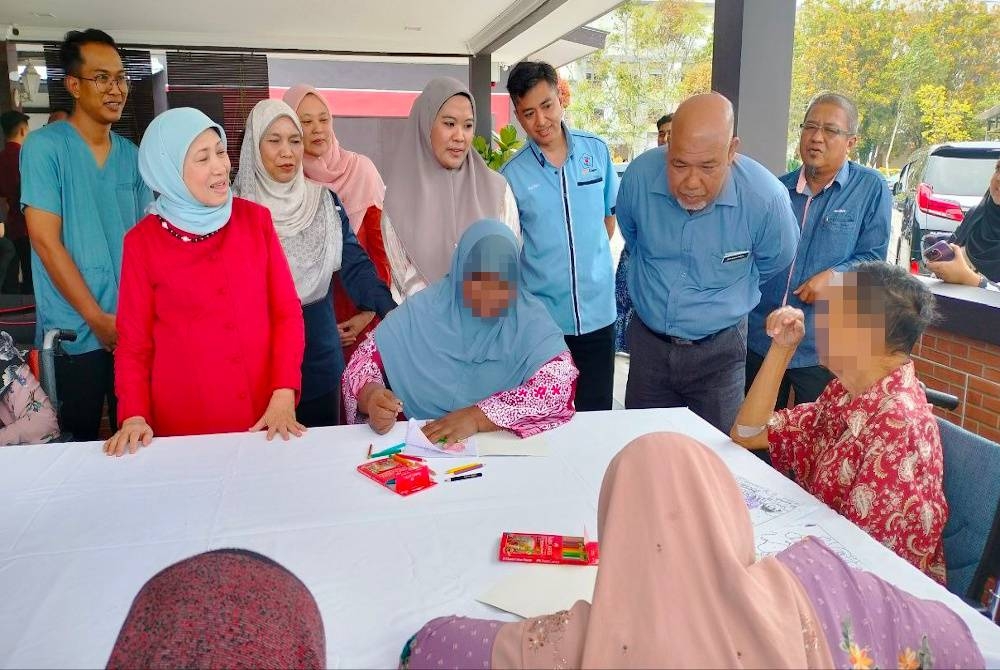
[
  {"left": 401, "top": 432, "right": 983, "bottom": 669},
  {"left": 283, "top": 85, "right": 388, "bottom": 363}
]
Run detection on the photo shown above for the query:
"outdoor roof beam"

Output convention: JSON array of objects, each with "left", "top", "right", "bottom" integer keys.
[{"left": 472, "top": 0, "right": 571, "bottom": 57}]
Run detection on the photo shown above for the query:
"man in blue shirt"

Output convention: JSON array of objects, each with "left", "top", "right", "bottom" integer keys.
[
  {"left": 501, "top": 61, "right": 619, "bottom": 411},
  {"left": 746, "top": 92, "right": 891, "bottom": 408},
  {"left": 617, "top": 93, "right": 798, "bottom": 432},
  {"left": 21, "top": 29, "right": 151, "bottom": 441}
]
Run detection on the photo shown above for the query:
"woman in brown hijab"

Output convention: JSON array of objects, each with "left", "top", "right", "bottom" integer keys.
[{"left": 381, "top": 77, "right": 520, "bottom": 301}]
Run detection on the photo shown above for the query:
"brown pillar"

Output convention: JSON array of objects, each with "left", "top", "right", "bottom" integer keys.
[{"left": 0, "top": 41, "right": 19, "bottom": 112}]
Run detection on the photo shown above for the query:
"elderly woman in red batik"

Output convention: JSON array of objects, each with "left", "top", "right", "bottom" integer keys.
[{"left": 731, "top": 261, "right": 948, "bottom": 584}]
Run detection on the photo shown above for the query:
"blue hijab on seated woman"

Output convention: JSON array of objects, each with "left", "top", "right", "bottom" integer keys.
[{"left": 375, "top": 220, "right": 566, "bottom": 419}]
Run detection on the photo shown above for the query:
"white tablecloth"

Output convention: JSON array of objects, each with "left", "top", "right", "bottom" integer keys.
[{"left": 1, "top": 408, "right": 998, "bottom": 668}]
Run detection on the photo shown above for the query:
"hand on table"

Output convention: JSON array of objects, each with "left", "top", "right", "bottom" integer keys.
[
  {"left": 422, "top": 406, "right": 495, "bottom": 444},
  {"left": 362, "top": 384, "right": 402, "bottom": 435},
  {"left": 250, "top": 388, "right": 306, "bottom": 441},
  {"left": 766, "top": 306, "right": 805, "bottom": 350},
  {"left": 337, "top": 312, "right": 375, "bottom": 347},
  {"left": 103, "top": 416, "right": 154, "bottom": 457}
]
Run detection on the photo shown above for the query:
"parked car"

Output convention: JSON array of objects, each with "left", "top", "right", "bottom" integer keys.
[{"left": 891, "top": 141, "right": 1000, "bottom": 272}]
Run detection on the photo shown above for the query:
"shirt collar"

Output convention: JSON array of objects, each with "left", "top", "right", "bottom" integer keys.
[
  {"left": 828, "top": 360, "right": 918, "bottom": 437},
  {"left": 528, "top": 122, "right": 574, "bottom": 168},
  {"left": 795, "top": 160, "right": 850, "bottom": 196}
]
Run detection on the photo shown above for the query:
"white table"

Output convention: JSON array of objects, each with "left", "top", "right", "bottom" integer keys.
[{"left": 1, "top": 409, "right": 998, "bottom": 668}]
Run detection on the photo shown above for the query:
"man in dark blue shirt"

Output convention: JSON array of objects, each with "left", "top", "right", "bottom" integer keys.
[{"left": 746, "top": 92, "right": 891, "bottom": 408}]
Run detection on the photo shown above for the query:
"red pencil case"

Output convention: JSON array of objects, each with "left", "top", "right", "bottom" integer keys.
[
  {"left": 498, "top": 532, "right": 599, "bottom": 566},
  {"left": 357, "top": 457, "right": 436, "bottom": 496}
]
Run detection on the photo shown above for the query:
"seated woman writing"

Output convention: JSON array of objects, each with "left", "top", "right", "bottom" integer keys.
[
  {"left": 401, "top": 433, "right": 981, "bottom": 670},
  {"left": 731, "top": 261, "right": 948, "bottom": 583},
  {"left": 343, "top": 219, "right": 577, "bottom": 442}
]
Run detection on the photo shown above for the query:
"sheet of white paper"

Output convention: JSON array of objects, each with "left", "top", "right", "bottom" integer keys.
[
  {"left": 477, "top": 565, "right": 598, "bottom": 619},
  {"left": 736, "top": 476, "right": 802, "bottom": 527},
  {"left": 403, "top": 419, "right": 478, "bottom": 458},
  {"left": 477, "top": 431, "right": 550, "bottom": 457},
  {"left": 756, "top": 521, "right": 863, "bottom": 568}
]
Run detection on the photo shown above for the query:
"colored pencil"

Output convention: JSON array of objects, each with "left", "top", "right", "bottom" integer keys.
[
  {"left": 370, "top": 443, "right": 405, "bottom": 458},
  {"left": 366, "top": 443, "right": 373, "bottom": 459},
  {"left": 392, "top": 454, "right": 419, "bottom": 467},
  {"left": 442, "top": 472, "right": 483, "bottom": 483},
  {"left": 445, "top": 462, "right": 482, "bottom": 475}
]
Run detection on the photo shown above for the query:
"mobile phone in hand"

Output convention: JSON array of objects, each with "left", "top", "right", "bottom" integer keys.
[{"left": 923, "top": 240, "right": 956, "bottom": 263}]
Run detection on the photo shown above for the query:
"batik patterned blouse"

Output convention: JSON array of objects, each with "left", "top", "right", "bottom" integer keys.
[
  {"left": 768, "top": 361, "right": 947, "bottom": 583},
  {"left": 342, "top": 333, "right": 577, "bottom": 437}
]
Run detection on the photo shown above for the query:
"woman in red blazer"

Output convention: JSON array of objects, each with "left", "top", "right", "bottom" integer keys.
[{"left": 104, "top": 108, "right": 306, "bottom": 456}]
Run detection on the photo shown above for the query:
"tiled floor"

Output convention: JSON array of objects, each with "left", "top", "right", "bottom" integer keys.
[
  {"left": 611, "top": 229, "right": 628, "bottom": 410},
  {"left": 613, "top": 353, "right": 629, "bottom": 410}
]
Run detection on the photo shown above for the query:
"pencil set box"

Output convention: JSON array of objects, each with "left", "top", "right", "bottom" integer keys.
[
  {"left": 498, "top": 532, "right": 599, "bottom": 566},
  {"left": 357, "top": 457, "right": 435, "bottom": 496}
]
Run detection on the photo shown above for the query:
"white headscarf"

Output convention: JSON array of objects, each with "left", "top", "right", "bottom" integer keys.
[
  {"left": 234, "top": 99, "right": 343, "bottom": 304},
  {"left": 234, "top": 99, "right": 323, "bottom": 238}
]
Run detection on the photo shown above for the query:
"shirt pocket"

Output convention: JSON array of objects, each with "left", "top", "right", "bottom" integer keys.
[
  {"left": 694, "top": 250, "right": 751, "bottom": 289},
  {"left": 572, "top": 173, "right": 608, "bottom": 219},
  {"left": 822, "top": 210, "right": 857, "bottom": 233}
]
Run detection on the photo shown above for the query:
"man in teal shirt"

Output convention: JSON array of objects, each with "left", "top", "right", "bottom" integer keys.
[{"left": 21, "top": 29, "right": 151, "bottom": 441}]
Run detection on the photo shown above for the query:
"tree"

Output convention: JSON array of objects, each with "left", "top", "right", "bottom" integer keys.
[
  {"left": 789, "top": 0, "right": 1000, "bottom": 167},
  {"left": 914, "top": 84, "right": 974, "bottom": 144},
  {"left": 570, "top": 0, "right": 712, "bottom": 160}
]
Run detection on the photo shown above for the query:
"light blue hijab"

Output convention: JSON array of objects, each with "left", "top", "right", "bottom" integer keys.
[
  {"left": 374, "top": 219, "right": 568, "bottom": 419},
  {"left": 138, "top": 108, "right": 233, "bottom": 234}
]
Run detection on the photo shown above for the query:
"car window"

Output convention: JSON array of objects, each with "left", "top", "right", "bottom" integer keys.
[
  {"left": 923, "top": 155, "right": 997, "bottom": 196},
  {"left": 897, "top": 165, "right": 909, "bottom": 191}
]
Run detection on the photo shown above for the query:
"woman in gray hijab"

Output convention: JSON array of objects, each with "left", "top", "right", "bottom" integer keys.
[
  {"left": 234, "top": 100, "right": 395, "bottom": 427},
  {"left": 381, "top": 77, "right": 520, "bottom": 301}
]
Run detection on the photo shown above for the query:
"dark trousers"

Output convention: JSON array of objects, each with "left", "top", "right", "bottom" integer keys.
[
  {"left": 12, "top": 236, "right": 31, "bottom": 294},
  {"left": 744, "top": 349, "right": 834, "bottom": 408},
  {"left": 297, "top": 389, "right": 340, "bottom": 428},
  {"left": 565, "top": 324, "right": 615, "bottom": 412},
  {"left": 624, "top": 317, "right": 747, "bottom": 433},
  {"left": 55, "top": 348, "right": 116, "bottom": 442},
  {"left": 0, "top": 237, "right": 15, "bottom": 294}
]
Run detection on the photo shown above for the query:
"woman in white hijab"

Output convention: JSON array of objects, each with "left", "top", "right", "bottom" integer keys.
[
  {"left": 381, "top": 77, "right": 520, "bottom": 301},
  {"left": 234, "top": 100, "right": 396, "bottom": 427}
]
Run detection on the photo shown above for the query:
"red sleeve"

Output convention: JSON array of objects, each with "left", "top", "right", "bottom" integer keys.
[
  {"left": 260, "top": 209, "right": 305, "bottom": 399},
  {"left": 767, "top": 401, "right": 822, "bottom": 482},
  {"left": 360, "top": 205, "right": 391, "bottom": 285},
  {"left": 114, "top": 224, "right": 155, "bottom": 425}
]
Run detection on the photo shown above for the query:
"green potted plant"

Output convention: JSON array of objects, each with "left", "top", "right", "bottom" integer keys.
[{"left": 473, "top": 124, "right": 524, "bottom": 171}]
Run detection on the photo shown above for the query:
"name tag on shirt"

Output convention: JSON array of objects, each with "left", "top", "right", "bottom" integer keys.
[{"left": 722, "top": 250, "right": 750, "bottom": 263}]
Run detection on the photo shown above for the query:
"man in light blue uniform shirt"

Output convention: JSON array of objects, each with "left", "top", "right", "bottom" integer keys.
[
  {"left": 747, "top": 92, "right": 891, "bottom": 409},
  {"left": 21, "top": 29, "right": 151, "bottom": 441},
  {"left": 617, "top": 93, "right": 798, "bottom": 432},
  {"left": 501, "top": 61, "right": 619, "bottom": 411}
]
